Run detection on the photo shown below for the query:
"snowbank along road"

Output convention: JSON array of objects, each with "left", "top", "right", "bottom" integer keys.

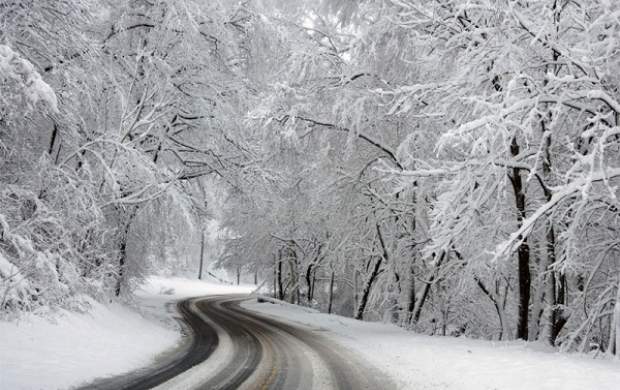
[{"left": 82, "top": 295, "right": 394, "bottom": 390}]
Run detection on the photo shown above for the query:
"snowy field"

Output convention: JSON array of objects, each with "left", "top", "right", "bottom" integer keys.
[
  {"left": 0, "top": 276, "right": 254, "bottom": 390},
  {"left": 243, "top": 298, "right": 620, "bottom": 390}
]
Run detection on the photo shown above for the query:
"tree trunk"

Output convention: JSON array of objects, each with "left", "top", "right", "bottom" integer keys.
[
  {"left": 539, "top": 11, "right": 564, "bottom": 342},
  {"left": 327, "top": 269, "right": 335, "bottom": 314},
  {"left": 277, "top": 250, "right": 284, "bottom": 300},
  {"left": 273, "top": 254, "right": 277, "bottom": 298},
  {"left": 288, "top": 247, "right": 300, "bottom": 304},
  {"left": 198, "top": 230, "right": 205, "bottom": 280},
  {"left": 114, "top": 221, "right": 130, "bottom": 297},
  {"left": 355, "top": 256, "right": 382, "bottom": 320},
  {"left": 539, "top": 121, "right": 568, "bottom": 345},
  {"left": 305, "top": 263, "right": 314, "bottom": 304},
  {"left": 475, "top": 276, "right": 507, "bottom": 340},
  {"left": 355, "top": 225, "right": 389, "bottom": 320},
  {"left": 411, "top": 252, "right": 445, "bottom": 325},
  {"left": 115, "top": 211, "right": 135, "bottom": 297},
  {"left": 311, "top": 271, "right": 317, "bottom": 303},
  {"left": 48, "top": 123, "right": 58, "bottom": 155},
  {"left": 543, "top": 224, "right": 568, "bottom": 345},
  {"left": 305, "top": 245, "right": 322, "bottom": 304},
  {"left": 510, "top": 137, "right": 531, "bottom": 340},
  {"left": 353, "top": 269, "right": 359, "bottom": 317},
  {"left": 115, "top": 233, "right": 127, "bottom": 297},
  {"left": 610, "top": 280, "right": 620, "bottom": 355},
  {"left": 406, "top": 264, "right": 416, "bottom": 325}
]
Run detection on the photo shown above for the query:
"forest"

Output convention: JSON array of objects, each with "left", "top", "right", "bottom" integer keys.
[{"left": 2, "top": 0, "right": 620, "bottom": 358}]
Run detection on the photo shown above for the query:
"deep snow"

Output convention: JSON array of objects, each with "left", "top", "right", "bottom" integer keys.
[{"left": 242, "top": 297, "right": 620, "bottom": 390}]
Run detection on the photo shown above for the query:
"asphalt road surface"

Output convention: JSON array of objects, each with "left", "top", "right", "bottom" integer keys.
[{"left": 81, "top": 295, "right": 394, "bottom": 390}]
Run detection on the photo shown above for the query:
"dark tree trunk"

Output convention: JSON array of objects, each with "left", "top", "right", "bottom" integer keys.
[
  {"left": 198, "top": 231, "right": 205, "bottom": 280},
  {"left": 305, "top": 244, "right": 323, "bottom": 304},
  {"left": 289, "top": 247, "right": 300, "bottom": 304},
  {"left": 355, "top": 256, "right": 382, "bottom": 320},
  {"left": 475, "top": 276, "right": 505, "bottom": 340},
  {"left": 115, "top": 218, "right": 131, "bottom": 296},
  {"left": 411, "top": 252, "right": 445, "bottom": 325},
  {"left": 539, "top": 119, "right": 568, "bottom": 345},
  {"left": 355, "top": 225, "right": 388, "bottom": 320},
  {"left": 48, "top": 123, "right": 58, "bottom": 155},
  {"left": 327, "top": 269, "right": 335, "bottom": 314},
  {"left": 115, "top": 206, "right": 139, "bottom": 297},
  {"left": 115, "top": 234, "right": 127, "bottom": 296},
  {"left": 54, "top": 143, "right": 63, "bottom": 165},
  {"left": 277, "top": 250, "right": 284, "bottom": 300},
  {"left": 311, "top": 271, "right": 317, "bottom": 303},
  {"left": 510, "top": 137, "right": 531, "bottom": 340},
  {"left": 549, "top": 262, "right": 568, "bottom": 345},
  {"left": 412, "top": 282, "right": 431, "bottom": 324},
  {"left": 273, "top": 254, "right": 277, "bottom": 298},
  {"left": 305, "top": 263, "right": 314, "bottom": 303},
  {"left": 353, "top": 270, "right": 359, "bottom": 317},
  {"left": 406, "top": 265, "right": 416, "bottom": 324}
]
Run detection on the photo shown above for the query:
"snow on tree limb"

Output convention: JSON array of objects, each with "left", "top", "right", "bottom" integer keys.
[
  {"left": 0, "top": 45, "right": 58, "bottom": 113},
  {"left": 494, "top": 168, "right": 620, "bottom": 261}
]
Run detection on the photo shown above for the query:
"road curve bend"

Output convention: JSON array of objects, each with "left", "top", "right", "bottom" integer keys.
[{"left": 80, "top": 295, "right": 394, "bottom": 390}]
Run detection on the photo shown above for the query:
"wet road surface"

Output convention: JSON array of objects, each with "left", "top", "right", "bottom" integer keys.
[{"left": 79, "top": 295, "right": 393, "bottom": 390}]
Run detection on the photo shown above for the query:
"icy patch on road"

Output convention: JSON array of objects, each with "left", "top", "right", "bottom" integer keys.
[
  {"left": 0, "top": 296, "right": 179, "bottom": 390},
  {"left": 242, "top": 298, "right": 620, "bottom": 390}
]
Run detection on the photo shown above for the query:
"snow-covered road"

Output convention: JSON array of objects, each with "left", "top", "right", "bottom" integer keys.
[{"left": 87, "top": 295, "right": 394, "bottom": 390}]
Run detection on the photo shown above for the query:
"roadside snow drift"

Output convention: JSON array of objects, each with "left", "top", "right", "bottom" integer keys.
[{"left": 0, "top": 297, "right": 179, "bottom": 390}]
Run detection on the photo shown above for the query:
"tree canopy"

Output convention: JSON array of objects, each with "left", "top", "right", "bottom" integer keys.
[{"left": 2, "top": 0, "right": 620, "bottom": 355}]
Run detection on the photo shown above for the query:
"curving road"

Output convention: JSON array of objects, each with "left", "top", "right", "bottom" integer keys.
[{"left": 81, "top": 295, "right": 393, "bottom": 390}]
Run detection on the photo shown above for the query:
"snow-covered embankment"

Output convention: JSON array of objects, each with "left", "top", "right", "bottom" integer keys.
[{"left": 242, "top": 298, "right": 620, "bottom": 390}]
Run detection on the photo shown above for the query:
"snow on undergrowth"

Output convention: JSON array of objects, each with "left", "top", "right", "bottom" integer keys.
[{"left": 243, "top": 298, "right": 620, "bottom": 390}]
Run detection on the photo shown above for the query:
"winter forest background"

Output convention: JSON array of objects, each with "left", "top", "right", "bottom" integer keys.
[{"left": 2, "top": 0, "right": 620, "bottom": 356}]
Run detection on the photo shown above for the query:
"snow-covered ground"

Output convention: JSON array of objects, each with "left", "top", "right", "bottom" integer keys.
[
  {"left": 242, "top": 298, "right": 620, "bottom": 390},
  {"left": 0, "top": 276, "right": 254, "bottom": 390},
  {"left": 138, "top": 275, "right": 255, "bottom": 299},
  {"left": 0, "top": 296, "right": 179, "bottom": 390},
  {"left": 7, "top": 276, "right": 613, "bottom": 390}
]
